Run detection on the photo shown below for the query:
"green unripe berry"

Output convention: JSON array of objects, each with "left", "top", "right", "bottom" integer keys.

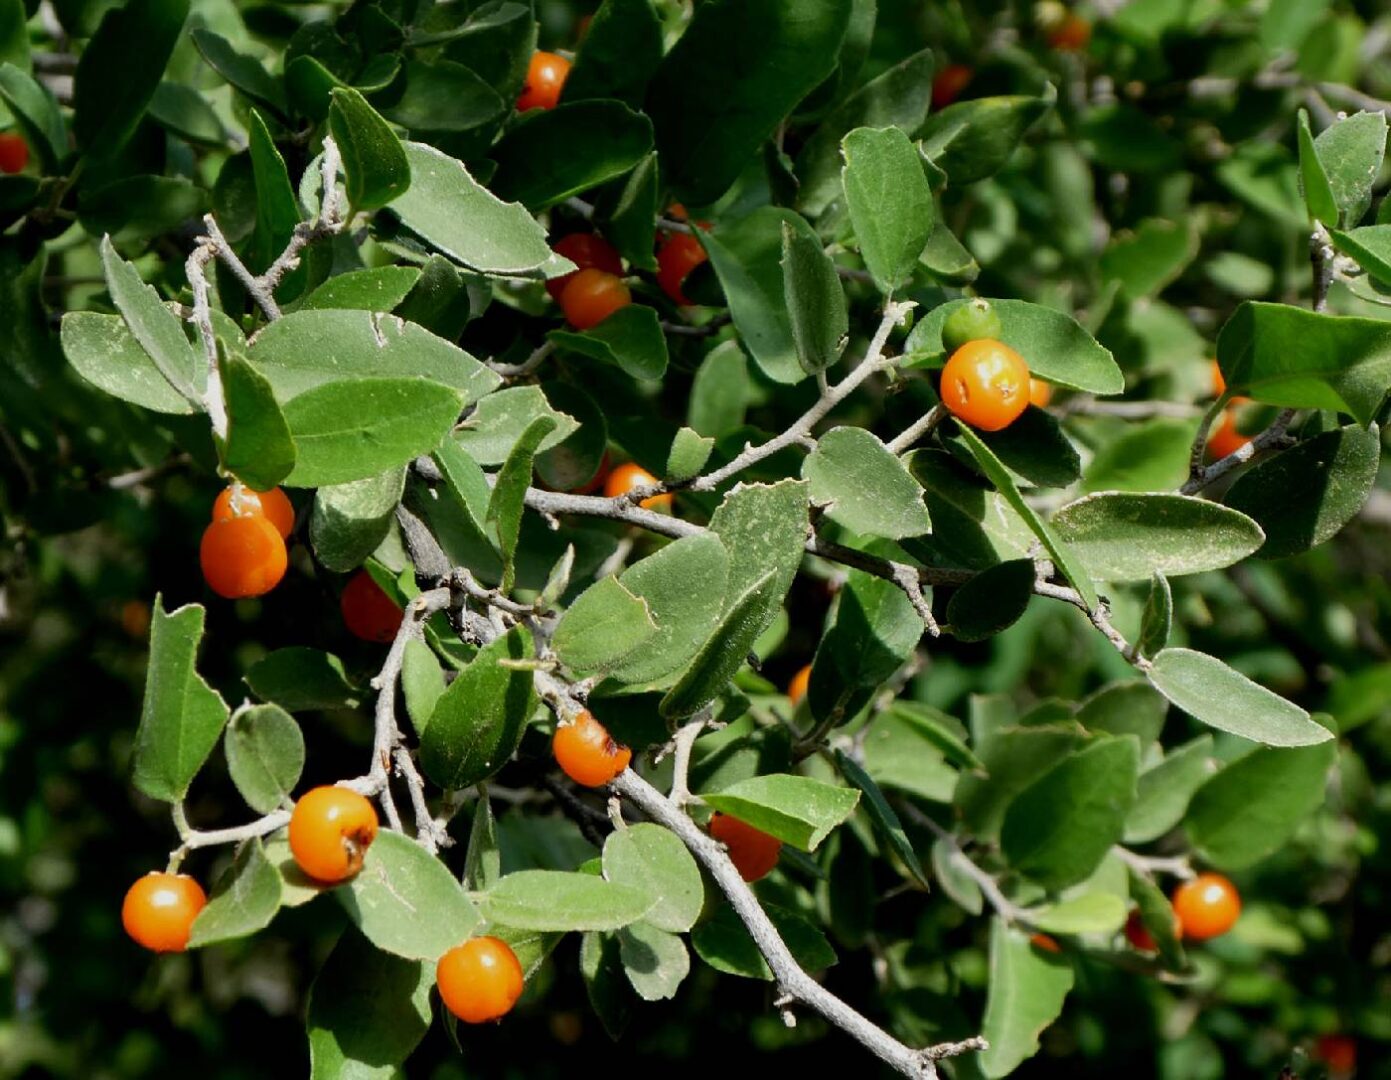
[{"left": 941, "top": 299, "right": 1003, "bottom": 354}]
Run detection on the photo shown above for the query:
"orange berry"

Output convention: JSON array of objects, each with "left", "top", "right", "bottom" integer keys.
[
  {"left": 559, "top": 268, "right": 631, "bottom": 330},
  {"left": 288, "top": 786, "right": 379, "bottom": 883},
  {"left": 603, "top": 461, "right": 671, "bottom": 510},
  {"left": 517, "top": 50, "right": 570, "bottom": 111},
  {"left": 120, "top": 599, "right": 152, "bottom": 640},
  {"left": 1171, "top": 873, "right": 1240, "bottom": 941},
  {"left": 1206, "top": 408, "right": 1252, "bottom": 461},
  {"left": 1028, "top": 378, "right": 1052, "bottom": 408},
  {"left": 1030, "top": 932, "right": 1062, "bottom": 954},
  {"left": 212, "top": 484, "right": 295, "bottom": 540},
  {"left": 655, "top": 232, "right": 708, "bottom": 305},
  {"left": 668, "top": 201, "right": 688, "bottom": 222},
  {"left": 122, "top": 872, "right": 207, "bottom": 953},
  {"left": 437, "top": 936, "right": 525, "bottom": 1024},
  {"left": 932, "top": 64, "right": 973, "bottom": 110},
  {"left": 341, "top": 570, "right": 404, "bottom": 644},
  {"left": 547, "top": 233, "right": 624, "bottom": 301},
  {"left": 1209, "top": 359, "right": 1226, "bottom": 398},
  {"left": 787, "top": 663, "right": 811, "bottom": 707},
  {"left": 1048, "top": 13, "right": 1092, "bottom": 51},
  {"left": 1315, "top": 1034, "right": 1357, "bottom": 1074},
  {"left": 940, "top": 338, "right": 1031, "bottom": 432},
  {"left": 709, "top": 812, "right": 782, "bottom": 882},
  {"left": 0, "top": 132, "right": 28, "bottom": 174},
  {"left": 553, "top": 710, "right": 631, "bottom": 788},
  {"left": 199, "top": 514, "right": 287, "bottom": 599}
]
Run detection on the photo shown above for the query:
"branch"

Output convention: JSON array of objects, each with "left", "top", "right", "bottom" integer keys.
[
  {"left": 170, "top": 803, "right": 290, "bottom": 865},
  {"left": 614, "top": 768, "right": 982, "bottom": 1077},
  {"left": 184, "top": 244, "right": 227, "bottom": 441},
  {"left": 1179, "top": 409, "right": 1297, "bottom": 495},
  {"left": 662, "top": 713, "right": 709, "bottom": 809},
  {"left": 884, "top": 404, "right": 946, "bottom": 456},
  {"left": 1112, "top": 846, "right": 1195, "bottom": 882},
  {"left": 899, "top": 803, "right": 1028, "bottom": 924}
]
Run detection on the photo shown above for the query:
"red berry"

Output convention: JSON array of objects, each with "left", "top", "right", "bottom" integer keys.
[
  {"left": 709, "top": 812, "right": 782, "bottom": 882},
  {"left": 547, "top": 233, "right": 623, "bottom": 301},
  {"left": 655, "top": 233, "right": 707, "bottom": 306},
  {"left": 341, "top": 570, "right": 404, "bottom": 643},
  {"left": 0, "top": 132, "right": 29, "bottom": 174},
  {"left": 517, "top": 51, "right": 570, "bottom": 111}
]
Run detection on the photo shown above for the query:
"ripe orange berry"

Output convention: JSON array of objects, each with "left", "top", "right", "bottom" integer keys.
[
  {"left": 199, "top": 514, "right": 288, "bottom": 599},
  {"left": 212, "top": 484, "right": 295, "bottom": 540},
  {"left": 288, "top": 786, "right": 379, "bottom": 883},
  {"left": 709, "top": 812, "right": 782, "bottom": 882},
  {"left": 1048, "top": 13, "right": 1092, "bottom": 51},
  {"left": 559, "top": 268, "right": 631, "bottom": 330},
  {"left": 341, "top": 570, "right": 404, "bottom": 644},
  {"left": 656, "top": 232, "right": 708, "bottom": 305},
  {"left": 1207, "top": 408, "right": 1252, "bottom": 460},
  {"left": 787, "top": 663, "right": 811, "bottom": 707},
  {"left": 437, "top": 936, "right": 526, "bottom": 1023},
  {"left": 932, "top": 64, "right": 973, "bottom": 110},
  {"left": 547, "top": 233, "right": 624, "bottom": 301},
  {"left": 553, "top": 710, "right": 632, "bottom": 787},
  {"left": 0, "top": 132, "right": 29, "bottom": 174},
  {"left": 122, "top": 872, "right": 207, "bottom": 953},
  {"left": 1030, "top": 932, "right": 1062, "bottom": 954},
  {"left": 1171, "top": 873, "right": 1240, "bottom": 941},
  {"left": 1315, "top": 1034, "right": 1357, "bottom": 1074},
  {"left": 1028, "top": 378, "right": 1052, "bottom": 408},
  {"left": 603, "top": 461, "right": 671, "bottom": 510},
  {"left": 940, "top": 338, "right": 1031, "bottom": 432},
  {"left": 517, "top": 50, "right": 570, "bottom": 111}
]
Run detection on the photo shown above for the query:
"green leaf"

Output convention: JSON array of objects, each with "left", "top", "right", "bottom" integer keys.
[
  {"left": 646, "top": 0, "right": 852, "bottom": 205},
  {"left": 224, "top": 705, "right": 303, "bottom": 815},
  {"left": 906, "top": 298, "right": 1123, "bottom": 396},
  {"left": 282, "top": 378, "right": 462, "bottom": 488},
  {"left": 60, "top": 313, "right": 197, "bottom": 415},
  {"left": 834, "top": 751, "right": 930, "bottom": 889},
  {"left": 419, "top": 627, "right": 537, "bottom": 790},
  {"left": 602, "top": 823, "right": 704, "bottom": 933},
  {"left": 376, "top": 57, "right": 504, "bottom": 135},
  {"left": 488, "top": 414, "right": 556, "bottom": 592},
  {"left": 307, "top": 927, "right": 431, "bottom": 1079},
  {"left": 944, "top": 406, "right": 1081, "bottom": 491},
  {"left": 340, "top": 831, "right": 482, "bottom": 960},
  {"left": 100, "top": 236, "right": 200, "bottom": 405},
  {"left": 978, "top": 920, "right": 1075, "bottom": 1078},
  {"left": 580, "top": 932, "right": 633, "bottom": 1039},
  {"left": 392, "top": 142, "right": 553, "bottom": 275},
  {"left": 660, "top": 570, "right": 778, "bottom": 719},
  {"left": 187, "top": 839, "right": 282, "bottom": 948},
  {"left": 490, "top": 100, "right": 653, "bottom": 211},
  {"left": 554, "top": 576, "right": 658, "bottom": 676},
  {"left": 1262, "top": 0, "right": 1331, "bottom": 52},
  {"left": 248, "top": 308, "right": 499, "bottom": 403},
  {"left": 618, "top": 923, "right": 690, "bottom": 1002},
  {"left": 301, "top": 267, "right": 421, "bottom": 312},
  {"left": 1297, "top": 109, "right": 1339, "bottom": 227},
  {"left": 328, "top": 87, "right": 411, "bottom": 212},
  {"left": 802, "top": 427, "right": 931, "bottom": 539},
  {"left": 841, "top": 126, "right": 934, "bottom": 295},
  {"left": 596, "top": 151, "right": 660, "bottom": 272},
  {"left": 1075, "top": 681, "right": 1168, "bottom": 744},
  {"left": 309, "top": 469, "right": 405, "bottom": 573},
  {"left": 1051, "top": 492, "right": 1265, "bottom": 582},
  {"left": 80, "top": 175, "right": 209, "bottom": 243},
  {"left": 1223, "top": 425, "right": 1381, "bottom": 558},
  {"left": 1098, "top": 218, "right": 1197, "bottom": 299},
  {"left": 1313, "top": 110, "right": 1387, "bottom": 226},
  {"left": 607, "top": 534, "right": 730, "bottom": 685},
  {"left": 688, "top": 340, "right": 749, "bottom": 439},
  {"left": 1185, "top": 741, "right": 1337, "bottom": 869},
  {"left": 1026, "top": 892, "right": 1127, "bottom": 936},
  {"left": 795, "top": 48, "right": 936, "bottom": 217},
  {"left": 1124, "top": 735, "right": 1216, "bottom": 845},
  {"left": 1137, "top": 571, "right": 1172, "bottom": 659},
  {"left": 932, "top": 835, "right": 983, "bottom": 914},
  {"left": 462, "top": 797, "right": 500, "bottom": 891},
  {"left": 1147, "top": 648, "right": 1333, "bottom": 747},
  {"left": 451, "top": 384, "right": 578, "bottom": 466},
  {"left": 132, "top": 597, "right": 228, "bottom": 803},
  {"left": 221, "top": 354, "right": 295, "bottom": 491},
  {"left": 1081, "top": 418, "right": 1196, "bottom": 493},
  {"left": 1329, "top": 224, "right": 1391, "bottom": 282},
  {"left": 699, "top": 207, "right": 832, "bottom": 383},
  {"left": 245, "top": 647, "right": 360, "bottom": 712},
  {"left": 1128, "top": 870, "right": 1186, "bottom": 970},
  {"left": 548, "top": 304, "right": 669, "bottom": 381},
  {"left": 0, "top": 63, "right": 65, "bottom": 171},
  {"left": 666, "top": 427, "right": 714, "bottom": 483},
  {"left": 1215, "top": 142, "right": 1305, "bottom": 228},
  {"left": 952, "top": 424, "right": 1098, "bottom": 610},
  {"left": 885, "top": 700, "right": 984, "bottom": 772},
  {"left": 1001, "top": 737, "right": 1139, "bottom": 892},
  {"left": 920, "top": 89, "right": 1054, "bottom": 186},
  {"left": 483, "top": 871, "right": 656, "bottom": 931},
  {"left": 706, "top": 479, "right": 809, "bottom": 620},
  {"left": 692, "top": 901, "right": 836, "bottom": 980},
  {"left": 73, "top": 0, "right": 188, "bottom": 158},
  {"left": 781, "top": 221, "right": 848, "bottom": 373},
  {"left": 701, "top": 774, "right": 859, "bottom": 852},
  {"left": 246, "top": 109, "right": 300, "bottom": 275},
  {"left": 1215, "top": 302, "right": 1391, "bottom": 424},
  {"left": 190, "top": 28, "right": 287, "bottom": 117},
  {"left": 945, "top": 559, "right": 1034, "bottom": 643},
  {"left": 562, "top": 0, "right": 664, "bottom": 106},
  {"left": 0, "top": 2, "right": 26, "bottom": 72},
  {"left": 148, "top": 80, "right": 223, "bottom": 145}
]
